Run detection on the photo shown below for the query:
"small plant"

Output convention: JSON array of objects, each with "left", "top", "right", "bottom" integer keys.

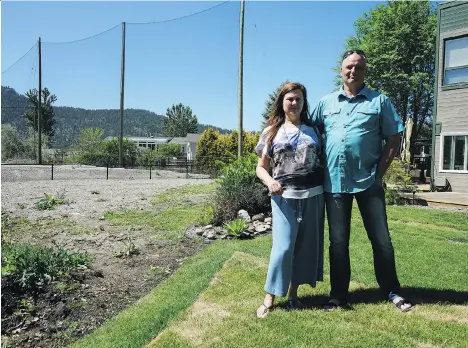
[
  {"left": 149, "top": 265, "right": 170, "bottom": 279},
  {"left": 224, "top": 218, "right": 249, "bottom": 238},
  {"left": 36, "top": 191, "right": 68, "bottom": 210},
  {"left": 16, "top": 203, "right": 26, "bottom": 210},
  {"left": 115, "top": 232, "right": 139, "bottom": 258}
]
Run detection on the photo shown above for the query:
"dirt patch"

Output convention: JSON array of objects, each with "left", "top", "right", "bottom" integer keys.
[{"left": 1, "top": 170, "right": 214, "bottom": 347}]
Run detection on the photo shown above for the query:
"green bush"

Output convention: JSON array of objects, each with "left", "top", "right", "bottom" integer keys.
[
  {"left": 383, "top": 159, "right": 416, "bottom": 205},
  {"left": 212, "top": 153, "right": 270, "bottom": 225},
  {"left": 135, "top": 144, "right": 182, "bottom": 167},
  {"left": 383, "top": 159, "right": 413, "bottom": 190},
  {"left": 78, "top": 137, "right": 138, "bottom": 167},
  {"left": 1, "top": 243, "right": 90, "bottom": 291},
  {"left": 195, "top": 128, "right": 260, "bottom": 174}
]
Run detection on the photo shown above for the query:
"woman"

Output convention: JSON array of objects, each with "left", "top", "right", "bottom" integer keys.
[{"left": 255, "top": 82, "right": 324, "bottom": 318}]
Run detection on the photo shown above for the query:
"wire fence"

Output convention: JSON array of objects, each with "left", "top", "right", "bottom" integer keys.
[{"left": 1, "top": 155, "right": 233, "bottom": 182}]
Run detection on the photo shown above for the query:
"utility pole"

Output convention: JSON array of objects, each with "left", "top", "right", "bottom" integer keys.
[
  {"left": 119, "top": 22, "right": 126, "bottom": 167},
  {"left": 237, "top": 0, "right": 245, "bottom": 158},
  {"left": 38, "top": 37, "right": 42, "bottom": 164}
]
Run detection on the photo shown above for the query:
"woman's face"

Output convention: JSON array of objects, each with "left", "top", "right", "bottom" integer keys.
[{"left": 282, "top": 89, "right": 304, "bottom": 122}]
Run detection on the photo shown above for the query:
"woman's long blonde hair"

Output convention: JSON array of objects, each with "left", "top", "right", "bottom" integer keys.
[{"left": 265, "top": 81, "right": 312, "bottom": 147}]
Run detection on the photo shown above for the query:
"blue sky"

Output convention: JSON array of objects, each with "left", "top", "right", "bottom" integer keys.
[{"left": 1, "top": 1, "right": 386, "bottom": 133}]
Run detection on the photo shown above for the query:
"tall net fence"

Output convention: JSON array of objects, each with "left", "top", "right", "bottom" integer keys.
[{"left": 1, "top": 1, "right": 243, "bottom": 180}]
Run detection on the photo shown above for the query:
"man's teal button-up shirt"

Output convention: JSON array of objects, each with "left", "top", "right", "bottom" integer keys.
[{"left": 311, "top": 85, "right": 404, "bottom": 194}]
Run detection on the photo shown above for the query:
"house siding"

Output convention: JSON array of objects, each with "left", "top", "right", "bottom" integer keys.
[{"left": 433, "top": 1, "right": 468, "bottom": 193}]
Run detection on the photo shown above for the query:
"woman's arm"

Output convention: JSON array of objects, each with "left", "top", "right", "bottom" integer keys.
[{"left": 256, "top": 153, "right": 283, "bottom": 195}]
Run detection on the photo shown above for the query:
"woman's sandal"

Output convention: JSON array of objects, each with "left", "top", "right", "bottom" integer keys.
[
  {"left": 391, "top": 296, "right": 415, "bottom": 312},
  {"left": 254, "top": 303, "right": 273, "bottom": 318}
]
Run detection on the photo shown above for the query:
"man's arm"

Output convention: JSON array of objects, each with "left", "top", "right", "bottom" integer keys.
[{"left": 377, "top": 133, "right": 401, "bottom": 179}]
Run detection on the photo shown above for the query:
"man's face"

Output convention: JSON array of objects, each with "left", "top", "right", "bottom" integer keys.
[{"left": 341, "top": 53, "right": 366, "bottom": 87}]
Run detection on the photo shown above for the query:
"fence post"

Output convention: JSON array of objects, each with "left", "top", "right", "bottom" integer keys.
[
  {"left": 106, "top": 164, "right": 109, "bottom": 180},
  {"left": 51, "top": 163, "right": 54, "bottom": 180},
  {"left": 150, "top": 165, "right": 152, "bottom": 179},
  {"left": 185, "top": 157, "right": 189, "bottom": 179}
]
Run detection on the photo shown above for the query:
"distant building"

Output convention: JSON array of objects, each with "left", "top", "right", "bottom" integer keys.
[
  {"left": 105, "top": 133, "right": 201, "bottom": 158},
  {"left": 431, "top": 1, "right": 468, "bottom": 193},
  {"left": 167, "top": 133, "right": 201, "bottom": 159}
]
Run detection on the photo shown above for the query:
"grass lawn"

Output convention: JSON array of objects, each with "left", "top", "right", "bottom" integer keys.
[{"left": 71, "top": 189, "right": 468, "bottom": 348}]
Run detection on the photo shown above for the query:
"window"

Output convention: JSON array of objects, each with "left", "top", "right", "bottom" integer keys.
[
  {"left": 444, "top": 36, "right": 468, "bottom": 85},
  {"left": 442, "top": 135, "right": 468, "bottom": 171}
]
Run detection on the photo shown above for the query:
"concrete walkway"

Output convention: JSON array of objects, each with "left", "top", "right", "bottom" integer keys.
[{"left": 400, "top": 191, "right": 468, "bottom": 208}]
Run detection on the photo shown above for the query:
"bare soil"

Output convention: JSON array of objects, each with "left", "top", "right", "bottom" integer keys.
[{"left": 1, "top": 165, "right": 213, "bottom": 347}]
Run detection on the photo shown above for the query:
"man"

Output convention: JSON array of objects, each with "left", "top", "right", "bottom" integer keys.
[{"left": 311, "top": 50, "right": 414, "bottom": 312}]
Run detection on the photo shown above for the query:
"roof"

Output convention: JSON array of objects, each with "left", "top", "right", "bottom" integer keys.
[
  {"left": 104, "top": 136, "right": 172, "bottom": 143},
  {"left": 168, "top": 133, "right": 202, "bottom": 144}
]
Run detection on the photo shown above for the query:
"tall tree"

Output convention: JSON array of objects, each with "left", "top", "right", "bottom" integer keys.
[
  {"left": 1, "top": 124, "right": 25, "bottom": 161},
  {"left": 335, "top": 1, "right": 436, "bottom": 161},
  {"left": 261, "top": 82, "right": 287, "bottom": 130},
  {"left": 24, "top": 87, "right": 57, "bottom": 138},
  {"left": 162, "top": 103, "right": 198, "bottom": 137}
]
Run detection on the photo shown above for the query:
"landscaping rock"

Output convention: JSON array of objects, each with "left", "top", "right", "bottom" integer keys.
[
  {"left": 205, "top": 231, "right": 217, "bottom": 240},
  {"left": 252, "top": 213, "right": 265, "bottom": 222},
  {"left": 264, "top": 217, "right": 272, "bottom": 223},
  {"left": 237, "top": 210, "right": 251, "bottom": 223},
  {"left": 255, "top": 224, "right": 269, "bottom": 233}
]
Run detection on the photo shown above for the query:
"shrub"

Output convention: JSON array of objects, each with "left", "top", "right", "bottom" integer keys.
[
  {"left": 1, "top": 243, "right": 90, "bottom": 292},
  {"left": 212, "top": 153, "right": 270, "bottom": 225},
  {"left": 195, "top": 128, "right": 260, "bottom": 175},
  {"left": 383, "top": 159, "right": 416, "bottom": 205},
  {"left": 135, "top": 144, "right": 182, "bottom": 167},
  {"left": 383, "top": 159, "right": 413, "bottom": 190}
]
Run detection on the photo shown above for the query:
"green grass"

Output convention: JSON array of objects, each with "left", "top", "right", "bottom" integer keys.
[
  {"left": 71, "top": 200, "right": 468, "bottom": 348},
  {"left": 152, "top": 183, "right": 217, "bottom": 205},
  {"left": 105, "top": 183, "right": 217, "bottom": 240},
  {"left": 387, "top": 205, "right": 468, "bottom": 232}
]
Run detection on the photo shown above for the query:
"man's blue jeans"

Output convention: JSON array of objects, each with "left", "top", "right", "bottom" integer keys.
[{"left": 324, "top": 180, "right": 400, "bottom": 302}]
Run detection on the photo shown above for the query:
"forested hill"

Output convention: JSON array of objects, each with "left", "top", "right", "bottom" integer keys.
[{"left": 1, "top": 86, "right": 230, "bottom": 148}]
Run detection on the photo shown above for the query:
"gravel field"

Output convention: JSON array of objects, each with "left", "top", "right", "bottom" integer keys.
[{"left": 1, "top": 165, "right": 213, "bottom": 224}]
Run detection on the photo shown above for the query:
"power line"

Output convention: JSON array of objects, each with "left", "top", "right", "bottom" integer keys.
[
  {"left": 42, "top": 23, "right": 121, "bottom": 44},
  {"left": 1, "top": 43, "right": 37, "bottom": 75},
  {"left": 127, "top": 1, "right": 230, "bottom": 25}
]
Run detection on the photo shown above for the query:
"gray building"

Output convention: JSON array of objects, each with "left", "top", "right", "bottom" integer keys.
[{"left": 432, "top": 0, "right": 468, "bottom": 193}]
